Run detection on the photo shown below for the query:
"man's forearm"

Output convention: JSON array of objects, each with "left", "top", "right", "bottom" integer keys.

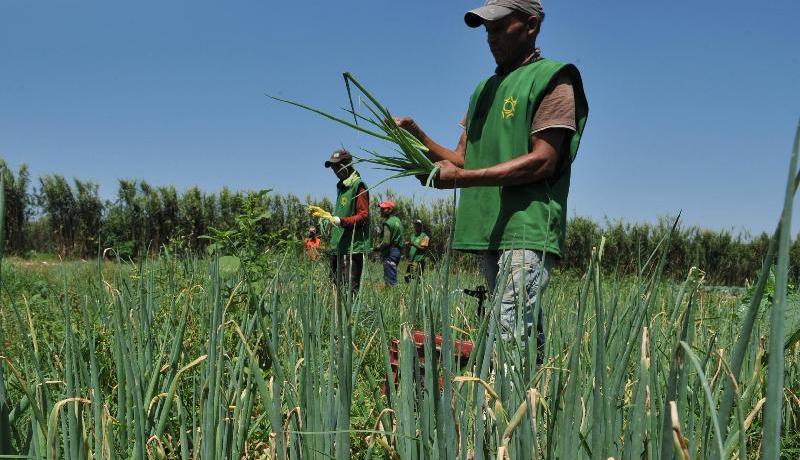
[
  {"left": 339, "top": 187, "right": 370, "bottom": 227},
  {"left": 438, "top": 129, "right": 567, "bottom": 188},
  {"left": 454, "top": 150, "right": 557, "bottom": 187},
  {"left": 418, "top": 132, "right": 465, "bottom": 167},
  {"left": 403, "top": 123, "right": 465, "bottom": 167},
  {"left": 339, "top": 209, "right": 367, "bottom": 227},
  {"left": 395, "top": 116, "right": 466, "bottom": 167}
]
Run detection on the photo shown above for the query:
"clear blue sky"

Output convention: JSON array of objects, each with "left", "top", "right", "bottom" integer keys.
[{"left": 1, "top": 1, "right": 798, "bottom": 235}]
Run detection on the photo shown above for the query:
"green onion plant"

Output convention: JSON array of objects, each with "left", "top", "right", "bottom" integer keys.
[{"left": 270, "top": 72, "right": 440, "bottom": 189}]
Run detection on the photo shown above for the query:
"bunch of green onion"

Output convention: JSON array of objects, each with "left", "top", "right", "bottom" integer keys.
[{"left": 270, "top": 72, "right": 439, "bottom": 188}]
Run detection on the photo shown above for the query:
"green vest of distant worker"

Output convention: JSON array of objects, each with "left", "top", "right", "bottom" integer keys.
[
  {"left": 383, "top": 215, "right": 404, "bottom": 247},
  {"left": 409, "top": 232, "right": 429, "bottom": 263},
  {"left": 330, "top": 175, "right": 371, "bottom": 254},
  {"left": 453, "top": 59, "right": 589, "bottom": 257}
]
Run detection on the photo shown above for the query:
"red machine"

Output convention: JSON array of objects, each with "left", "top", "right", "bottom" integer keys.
[
  {"left": 385, "top": 330, "right": 474, "bottom": 393},
  {"left": 384, "top": 286, "right": 488, "bottom": 394}
]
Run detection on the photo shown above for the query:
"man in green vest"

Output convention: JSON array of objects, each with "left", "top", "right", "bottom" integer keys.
[
  {"left": 314, "top": 149, "right": 371, "bottom": 294},
  {"left": 375, "top": 200, "right": 404, "bottom": 286},
  {"left": 394, "top": 0, "right": 589, "bottom": 356},
  {"left": 404, "top": 219, "right": 430, "bottom": 283}
]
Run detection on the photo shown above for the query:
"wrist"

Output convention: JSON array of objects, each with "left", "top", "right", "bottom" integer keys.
[
  {"left": 418, "top": 130, "right": 431, "bottom": 145},
  {"left": 454, "top": 167, "right": 477, "bottom": 187},
  {"left": 410, "top": 126, "right": 432, "bottom": 149}
]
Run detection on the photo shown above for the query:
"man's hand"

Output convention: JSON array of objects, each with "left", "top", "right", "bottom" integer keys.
[
  {"left": 395, "top": 116, "right": 468, "bottom": 168},
  {"left": 393, "top": 117, "right": 423, "bottom": 140},
  {"left": 416, "top": 160, "right": 462, "bottom": 189},
  {"left": 435, "top": 160, "right": 462, "bottom": 188}
]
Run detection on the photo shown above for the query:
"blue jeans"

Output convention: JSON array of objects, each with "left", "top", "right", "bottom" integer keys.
[
  {"left": 383, "top": 247, "right": 401, "bottom": 286},
  {"left": 479, "top": 249, "right": 553, "bottom": 351}
]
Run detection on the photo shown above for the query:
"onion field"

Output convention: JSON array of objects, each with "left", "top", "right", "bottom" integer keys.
[{"left": 1, "top": 129, "right": 799, "bottom": 459}]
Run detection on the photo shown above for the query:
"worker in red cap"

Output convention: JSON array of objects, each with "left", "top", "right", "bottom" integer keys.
[
  {"left": 310, "top": 149, "right": 371, "bottom": 295},
  {"left": 375, "top": 200, "right": 404, "bottom": 286}
]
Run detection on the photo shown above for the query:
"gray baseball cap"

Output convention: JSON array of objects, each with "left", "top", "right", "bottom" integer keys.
[
  {"left": 324, "top": 149, "right": 353, "bottom": 168},
  {"left": 465, "top": 0, "right": 545, "bottom": 28}
]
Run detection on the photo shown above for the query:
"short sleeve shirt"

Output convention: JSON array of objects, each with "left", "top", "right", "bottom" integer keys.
[{"left": 460, "top": 67, "right": 577, "bottom": 136}]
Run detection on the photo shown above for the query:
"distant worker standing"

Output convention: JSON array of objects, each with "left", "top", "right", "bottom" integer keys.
[
  {"left": 310, "top": 149, "right": 371, "bottom": 294},
  {"left": 304, "top": 226, "right": 322, "bottom": 260},
  {"left": 405, "top": 219, "right": 429, "bottom": 283},
  {"left": 375, "top": 201, "right": 404, "bottom": 287},
  {"left": 394, "top": 0, "right": 589, "bottom": 355}
]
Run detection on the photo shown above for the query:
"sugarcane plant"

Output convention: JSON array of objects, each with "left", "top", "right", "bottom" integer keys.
[{"left": 269, "top": 72, "right": 440, "bottom": 189}]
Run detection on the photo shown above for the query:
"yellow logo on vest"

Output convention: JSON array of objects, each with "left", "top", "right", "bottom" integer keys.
[
  {"left": 501, "top": 96, "right": 518, "bottom": 119},
  {"left": 340, "top": 196, "right": 349, "bottom": 206}
]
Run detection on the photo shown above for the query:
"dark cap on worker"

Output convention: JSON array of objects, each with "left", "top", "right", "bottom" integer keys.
[
  {"left": 465, "top": 0, "right": 545, "bottom": 28},
  {"left": 324, "top": 149, "right": 353, "bottom": 168}
]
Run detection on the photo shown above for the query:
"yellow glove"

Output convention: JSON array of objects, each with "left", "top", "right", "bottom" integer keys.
[
  {"left": 308, "top": 205, "right": 340, "bottom": 226},
  {"left": 308, "top": 205, "right": 329, "bottom": 219}
]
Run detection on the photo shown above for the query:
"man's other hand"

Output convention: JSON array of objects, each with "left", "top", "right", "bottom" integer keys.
[
  {"left": 432, "top": 160, "right": 461, "bottom": 189},
  {"left": 416, "top": 160, "right": 461, "bottom": 189}
]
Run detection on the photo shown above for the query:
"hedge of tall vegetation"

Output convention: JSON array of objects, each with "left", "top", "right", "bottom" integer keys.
[{"left": 1, "top": 159, "right": 791, "bottom": 285}]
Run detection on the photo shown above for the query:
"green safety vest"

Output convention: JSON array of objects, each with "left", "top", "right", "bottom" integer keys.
[
  {"left": 409, "top": 232, "right": 429, "bottom": 262},
  {"left": 383, "top": 215, "right": 404, "bottom": 248},
  {"left": 330, "top": 175, "right": 371, "bottom": 255},
  {"left": 453, "top": 59, "right": 589, "bottom": 257}
]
